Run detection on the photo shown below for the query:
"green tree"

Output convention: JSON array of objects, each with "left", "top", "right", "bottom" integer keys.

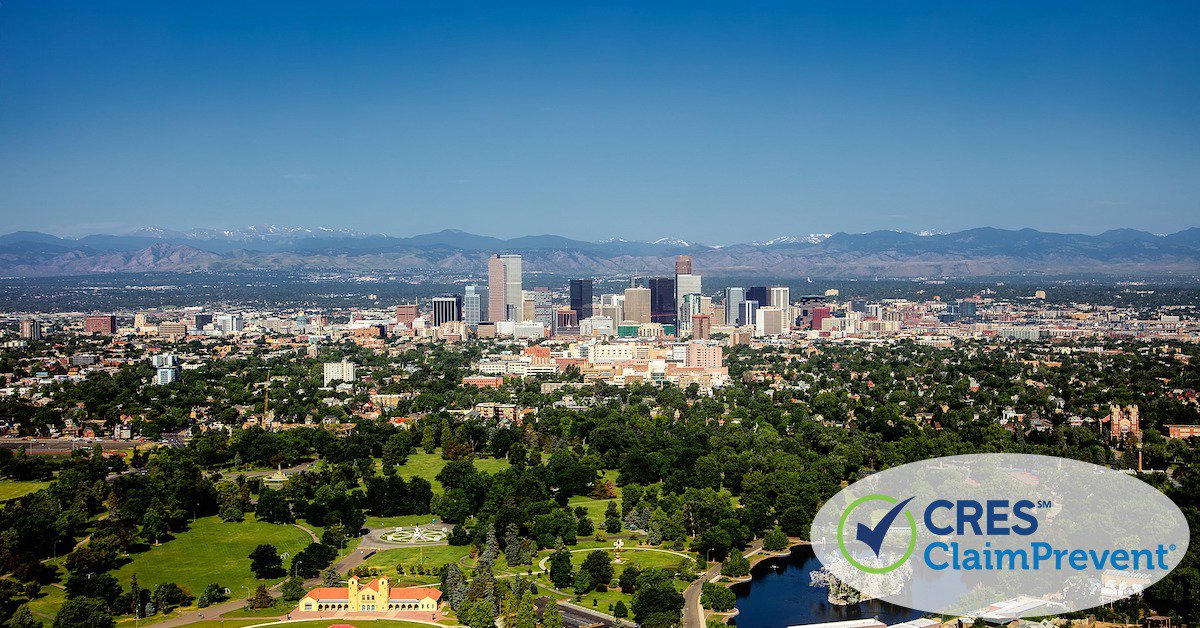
[
  {"left": 631, "top": 569, "right": 684, "bottom": 626},
  {"left": 322, "top": 566, "right": 341, "bottom": 587},
  {"left": 613, "top": 599, "right": 628, "bottom": 618},
  {"left": 8, "top": 605, "right": 42, "bottom": 628},
  {"left": 721, "top": 552, "right": 750, "bottom": 577},
  {"left": 53, "top": 598, "right": 114, "bottom": 628},
  {"left": 139, "top": 510, "right": 167, "bottom": 545},
  {"left": 459, "top": 598, "right": 496, "bottom": 628},
  {"left": 512, "top": 590, "right": 537, "bottom": 628},
  {"left": 541, "top": 600, "right": 564, "bottom": 628},
  {"left": 280, "top": 577, "right": 306, "bottom": 602},
  {"left": 151, "top": 583, "right": 191, "bottom": 614},
  {"left": 618, "top": 565, "right": 641, "bottom": 593},
  {"left": 249, "top": 544, "right": 284, "bottom": 578},
  {"left": 763, "top": 528, "right": 789, "bottom": 552},
  {"left": 701, "top": 581, "right": 736, "bottom": 611},
  {"left": 604, "top": 501, "right": 622, "bottom": 533},
  {"left": 549, "top": 544, "right": 575, "bottom": 590},
  {"left": 254, "top": 488, "right": 293, "bottom": 524},
  {"left": 579, "top": 550, "right": 614, "bottom": 591},
  {"left": 246, "top": 585, "right": 274, "bottom": 610}
]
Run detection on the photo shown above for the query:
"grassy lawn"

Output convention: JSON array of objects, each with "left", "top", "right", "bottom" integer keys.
[
  {"left": 565, "top": 470, "right": 626, "bottom": 527},
  {"left": 364, "top": 513, "right": 445, "bottom": 529},
  {"left": 25, "top": 582, "right": 65, "bottom": 621},
  {"left": 529, "top": 547, "right": 692, "bottom": 615},
  {"left": 386, "top": 451, "right": 510, "bottom": 491},
  {"left": 217, "top": 603, "right": 290, "bottom": 618},
  {"left": 358, "top": 544, "right": 470, "bottom": 585},
  {"left": 112, "top": 514, "right": 313, "bottom": 602},
  {"left": 566, "top": 495, "right": 618, "bottom": 526},
  {"left": 568, "top": 548, "right": 689, "bottom": 572},
  {"left": 0, "top": 479, "right": 51, "bottom": 501}
]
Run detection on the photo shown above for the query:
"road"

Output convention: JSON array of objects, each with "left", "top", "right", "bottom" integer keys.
[
  {"left": 682, "top": 539, "right": 765, "bottom": 628},
  {"left": 1, "top": 437, "right": 146, "bottom": 454}
]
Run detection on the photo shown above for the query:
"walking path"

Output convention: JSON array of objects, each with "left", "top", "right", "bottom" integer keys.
[{"left": 682, "top": 539, "right": 764, "bottom": 628}]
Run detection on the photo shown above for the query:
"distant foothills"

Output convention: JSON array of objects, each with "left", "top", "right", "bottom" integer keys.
[{"left": 1, "top": 225, "right": 1198, "bottom": 279}]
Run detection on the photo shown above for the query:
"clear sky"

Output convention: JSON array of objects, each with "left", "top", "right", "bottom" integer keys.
[{"left": 0, "top": 1, "right": 1197, "bottom": 243}]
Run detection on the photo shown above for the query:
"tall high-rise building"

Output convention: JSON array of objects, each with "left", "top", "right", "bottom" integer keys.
[
  {"left": 323, "top": 360, "right": 357, "bottom": 386},
  {"left": 769, "top": 286, "right": 790, "bottom": 309},
  {"left": 487, "top": 256, "right": 506, "bottom": 322},
  {"left": 740, "top": 300, "right": 760, "bottom": 327},
  {"left": 623, "top": 286, "right": 651, "bottom": 324},
  {"left": 675, "top": 273, "right": 702, "bottom": 311},
  {"left": 431, "top": 295, "right": 463, "bottom": 327},
  {"left": 691, "top": 314, "right": 712, "bottom": 340},
  {"left": 531, "top": 287, "right": 553, "bottom": 326},
  {"left": 396, "top": 304, "right": 420, "bottom": 327},
  {"left": 151, "top": 354, "right": 179, "bottom": 368},
  {"left": 746, "top": 286, "right": 769, "bottom": 309},
  {"left": 156, "top": 365, "right": 180, "bottom": 385},
  {"left": 152, "top": 354, "right": 181, "bottom": 385},
  {"left": 157, "top": 322, "right": 188, "bottom": 341},
  {"left": 555, "top": 307, "right": 578, "bottom": 330},
  {"left": 193, "top": 313, "right": 214, "bottom": 330},
  {"left": 215, "top": 314, "right": 244, "bottom": 333},
  {"left": 569, "top": 279, "right": 594, "bottom": 320},
  {"left": 487, "top": 254, "right": 523, "bottom": 321},
  {"left": 20, "top": 318, "right": 41, "bottom": 340},
  {"left": 84, "top": 314, "right": 117, "bottom": 335},
  {"left": 769, "top": 286, "right": 791, "bottom": 332},
  {"left": 725, "top": 287, "right": 746, "bottom": 326},
  {"left": 811, "top": 306, "right": 831, "bottom": 331},
  {"left": 675, "top": 255, "right": 693, "bottom": 275},
  {"left": 679, "top": 293, "right": 705, "bottom": 334},
  {"left": 463, "top": 286, "right": 482, "bottom": 326},
  {"left": 757, "top": 307, "right": 785, "bottom": 336},
  {"left": 649, "top": 277, "right": 677, "bottom": 328}
]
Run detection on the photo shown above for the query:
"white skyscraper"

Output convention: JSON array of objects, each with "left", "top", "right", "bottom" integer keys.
[
  {"left": 725, "top": 287, "right": 746, "bottom": 325},
  {"left": 215, "top": 313, "right": 244, "bottom": 333},
  {"left": 676, "top": 273, "right": 702, "bottom": 312},
  {"left": 323, "top": 360, "right": 357, "bottom": 386},
  {"left": 463, "top": 285, "right": 482, "bottom": 326}
]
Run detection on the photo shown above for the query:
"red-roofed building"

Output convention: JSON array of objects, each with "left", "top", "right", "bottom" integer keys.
[{"left": 298, "top": 576, "right": 441, "bottom": 613}]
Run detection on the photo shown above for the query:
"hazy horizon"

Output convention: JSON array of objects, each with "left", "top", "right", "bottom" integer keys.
[{"left": 6, "top": 222, "right": 1200, "bottom": 247}]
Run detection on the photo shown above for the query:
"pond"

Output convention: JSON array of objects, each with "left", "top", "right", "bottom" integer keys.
[{"left": 731, "top": 545, "right": 924, "bottom": 628}]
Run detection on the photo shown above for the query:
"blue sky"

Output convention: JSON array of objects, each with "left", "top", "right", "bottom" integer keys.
[{"left": 0, "top": 1, "right": 1197, "bottom": 243}]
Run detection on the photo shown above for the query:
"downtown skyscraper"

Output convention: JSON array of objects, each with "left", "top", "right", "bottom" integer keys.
[
  {"left": 649, "top": 277, "right": 677, "bottom": 329},
  {"left": 569, "top": 279, "right": 594, "bottom": 321},
  {"left": 487, "top": 254, "right": 523, "bottom": 322},
  {"left": 463, "top": 285, "right": 482, "bottom": 326}
]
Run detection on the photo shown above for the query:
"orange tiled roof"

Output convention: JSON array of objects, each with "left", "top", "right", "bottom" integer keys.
[{"left": 306, "top": 580, "right": 442, "bottom": 602}]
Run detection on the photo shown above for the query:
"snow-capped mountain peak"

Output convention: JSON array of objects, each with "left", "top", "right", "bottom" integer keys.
[
  {"left": 751, "top": 233, "right": 831, "bottom": 246},
  {"left": 650, "top": 237, "right": 692, "bottom": 247}
]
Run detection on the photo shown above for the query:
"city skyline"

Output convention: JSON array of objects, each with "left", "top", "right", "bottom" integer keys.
[{"left": 1, "top": 2, "right": 1198, "bottom": 240}]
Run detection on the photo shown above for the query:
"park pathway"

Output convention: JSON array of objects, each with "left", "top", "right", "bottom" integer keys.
[{"left": 682, "top": 539, "right": 765, "bottom": 628}]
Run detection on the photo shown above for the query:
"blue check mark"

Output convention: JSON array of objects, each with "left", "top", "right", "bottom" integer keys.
[{"left": 855, "top": 496, "right": 915, "bottom": 557}]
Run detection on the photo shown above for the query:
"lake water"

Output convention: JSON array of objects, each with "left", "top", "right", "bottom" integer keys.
[{"left": 731, "top": 545, "right": 924, "bottom": 628}]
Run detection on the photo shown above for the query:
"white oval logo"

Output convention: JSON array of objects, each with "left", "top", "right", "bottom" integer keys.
[{"left": 809, "top": 454, "right": 1190, "bottom": 619}]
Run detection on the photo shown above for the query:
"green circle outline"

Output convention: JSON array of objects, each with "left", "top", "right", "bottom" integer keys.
[{"left": 837, "top": 493, "right": 917, "bottom": 574}]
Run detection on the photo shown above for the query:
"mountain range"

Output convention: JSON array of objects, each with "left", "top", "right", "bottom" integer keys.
[{"left": 1, "top": 226, "right": 1198, "bottom": 278}]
